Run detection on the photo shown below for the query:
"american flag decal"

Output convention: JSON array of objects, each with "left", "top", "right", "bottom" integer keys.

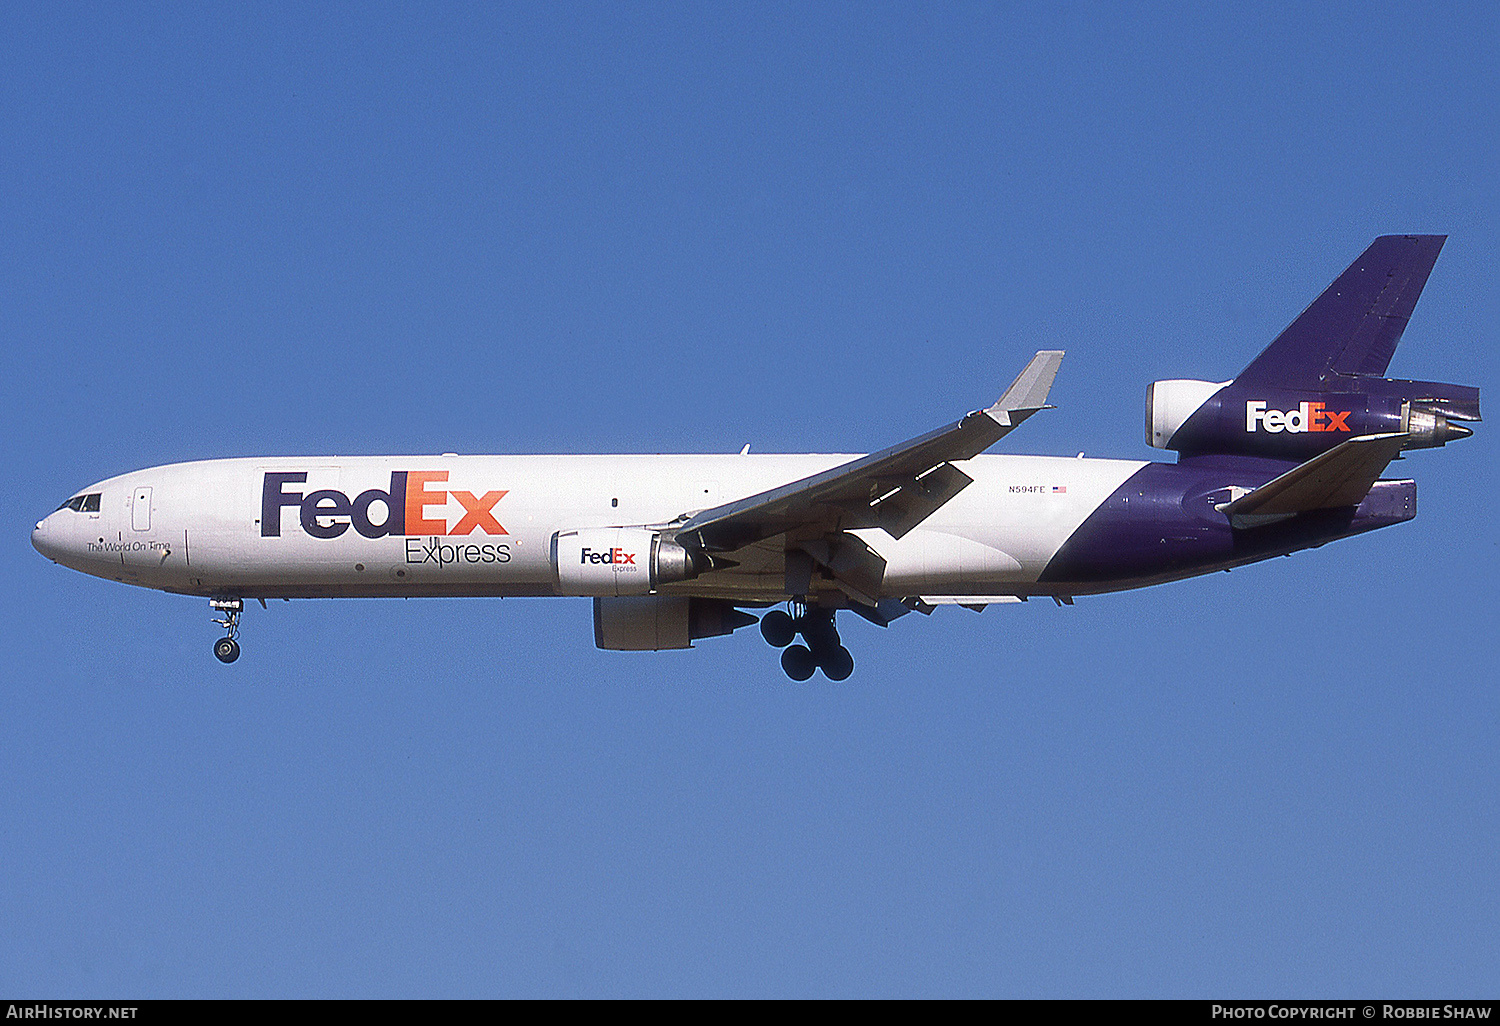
[{"left": 1052, "top": 485, "right": 1067, "bottom": 493}]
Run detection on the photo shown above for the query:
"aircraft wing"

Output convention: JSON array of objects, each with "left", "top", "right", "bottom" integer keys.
[{"left": 676, "top": 351, "right": 1064, "bottom": 554}]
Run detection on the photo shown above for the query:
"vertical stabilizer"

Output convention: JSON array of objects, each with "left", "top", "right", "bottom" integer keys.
[{"left": 1236, "top": 235, "right": 1446, "bottom": 388}]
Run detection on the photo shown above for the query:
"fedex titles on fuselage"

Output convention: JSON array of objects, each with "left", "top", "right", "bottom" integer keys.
[
  {"left": 261, "top": 471, "right": 512, "bottom": 566},
  {"left": 1244, "top": 400, "right": 1351, "bottom": 434}
]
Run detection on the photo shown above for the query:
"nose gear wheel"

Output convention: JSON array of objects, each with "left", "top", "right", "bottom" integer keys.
[{"left": 210, "top": 598, "right": 243, "bottom": 663}]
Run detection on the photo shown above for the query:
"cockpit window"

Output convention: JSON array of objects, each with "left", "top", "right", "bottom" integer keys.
[{"left": 55, "top": 494, "right": 101, "bottom": 513}]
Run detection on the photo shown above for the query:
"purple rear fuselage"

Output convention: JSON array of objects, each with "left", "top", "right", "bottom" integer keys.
[{"left": 1039, "top": 456, "right": 1415, "bottom": 592}]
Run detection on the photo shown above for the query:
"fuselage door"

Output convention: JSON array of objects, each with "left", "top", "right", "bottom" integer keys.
[{"left": 131, "top": 486, "right": 152, "bottom": 531}]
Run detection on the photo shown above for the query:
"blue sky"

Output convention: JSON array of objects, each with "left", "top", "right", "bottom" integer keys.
[{"left": 2, "top": 2, "right": 1496, "bottom": 997}]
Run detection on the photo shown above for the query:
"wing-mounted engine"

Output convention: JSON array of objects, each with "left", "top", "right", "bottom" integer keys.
[
  {"left": 552, "top": 527, "right": 725, "bottom": 597},
  {"left": 593, "top": 596, "right": 758, "bottom": 650}
]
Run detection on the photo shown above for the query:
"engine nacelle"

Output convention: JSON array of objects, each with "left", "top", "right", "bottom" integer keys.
[
  {"left": 593, "top": 596, "right": 758, "bottom": 650},
  {"left": 1145, "top": 379, "right": 1231, "bottom": 449},
  {"left": 551, "top": 527, "right": 706, "bottom": 597}
]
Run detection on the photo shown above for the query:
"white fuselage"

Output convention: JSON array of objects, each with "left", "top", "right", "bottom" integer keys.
[{"left": 32, "top": 453, "right": 1146, "bottom": 602}]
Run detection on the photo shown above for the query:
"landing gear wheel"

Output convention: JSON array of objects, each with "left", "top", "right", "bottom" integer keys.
[
  {"left": 760, "top": 610, "right": 796, "bottom": 648},
  {"left": 819, "top": 645, "right": 854, "bottom": 682},
  {"left": 798, "top": 609, "right": 839, "bottom": 655},
  {"left": 781, "top": 644, "right": 816, "bottom": 681},
  {"left": 209, "top": 598, "right": 243, "bottom": 664}
]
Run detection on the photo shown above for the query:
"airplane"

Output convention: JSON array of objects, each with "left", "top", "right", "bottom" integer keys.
[{"left": 32, "top": 235, "right": 1479, "bottom": 680}]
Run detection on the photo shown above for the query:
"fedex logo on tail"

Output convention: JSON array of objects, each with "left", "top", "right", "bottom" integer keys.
[
  {"left": 1245, "top": 401, "right": 1351, "bottom": 434},
  {"left": 261, "top": 471, "right": 508, "bottom": 539}
]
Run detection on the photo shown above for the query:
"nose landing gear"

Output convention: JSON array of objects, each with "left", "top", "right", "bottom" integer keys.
[
  {"left": 210, "top": 598, "right": 242, "bottom": 663},
  {"left": 761, "top": 605, "right": 855, "bottom": 681}
]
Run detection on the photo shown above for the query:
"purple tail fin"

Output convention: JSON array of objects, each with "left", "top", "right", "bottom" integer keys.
[
  {"left": 1236, "top": 235, "right": 1446, "bottom": 388},
  {"left": 1146, "top": 235, "right": 1478, "bottom": 460}
]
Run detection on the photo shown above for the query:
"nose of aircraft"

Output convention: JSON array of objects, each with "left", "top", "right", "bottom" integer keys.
[{"left": 32, "top": 514, "right": 60, "bottom": 561}]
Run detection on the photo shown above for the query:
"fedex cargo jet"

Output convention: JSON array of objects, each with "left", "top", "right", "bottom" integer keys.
[{"left": 32, "top": 236, "right": 1479, "bottom": 680}]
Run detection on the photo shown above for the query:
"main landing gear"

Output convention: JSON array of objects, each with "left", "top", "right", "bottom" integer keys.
[
  {"left": 760, "top": 604, "right": 855, "bottom": 681},
  {"left": 210, "top": 598, "right": 242, "bottom": 663}
]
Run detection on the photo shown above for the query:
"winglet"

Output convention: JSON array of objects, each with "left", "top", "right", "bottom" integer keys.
[{"left": 989, "top": 350, "right": 1064, "bottom": 423}]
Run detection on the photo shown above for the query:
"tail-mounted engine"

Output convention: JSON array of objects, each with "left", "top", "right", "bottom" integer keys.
[
  {"left": 1146, "top": 377, "right": 1478, "bottom": 459},
  {"left": 551, "top": 527, "right": 715, "bottom": 597}
]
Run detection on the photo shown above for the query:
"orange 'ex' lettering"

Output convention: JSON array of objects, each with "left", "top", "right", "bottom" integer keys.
[{"left": 451, "top": 490, "right": 508, "bottom": 535}]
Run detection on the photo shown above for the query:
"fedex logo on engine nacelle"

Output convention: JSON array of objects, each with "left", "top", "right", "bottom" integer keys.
[
  {"left": 1245, "top": 401, "right": 1351, "bottom": 434},
  {"left": 261, "top": 471, "right": 508, "bottom": 539},
  {"left": 580, "top": 546, "right": 636, "bottom": 566}
]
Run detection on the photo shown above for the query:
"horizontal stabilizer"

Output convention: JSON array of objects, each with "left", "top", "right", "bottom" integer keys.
[{"left": 1220, "top": 432, "right": 1409, "bottom": 528}]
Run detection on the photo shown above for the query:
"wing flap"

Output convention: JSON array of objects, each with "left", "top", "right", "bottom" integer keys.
[
  {"left": 794, "top": 533, "right": 888, "bottom": 607},
  {"left": 870, "top": 462, "right": 974, "bottom": 539},
  {"left": 914, "top": 595, "right": 1025, "bottom": 612}
]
